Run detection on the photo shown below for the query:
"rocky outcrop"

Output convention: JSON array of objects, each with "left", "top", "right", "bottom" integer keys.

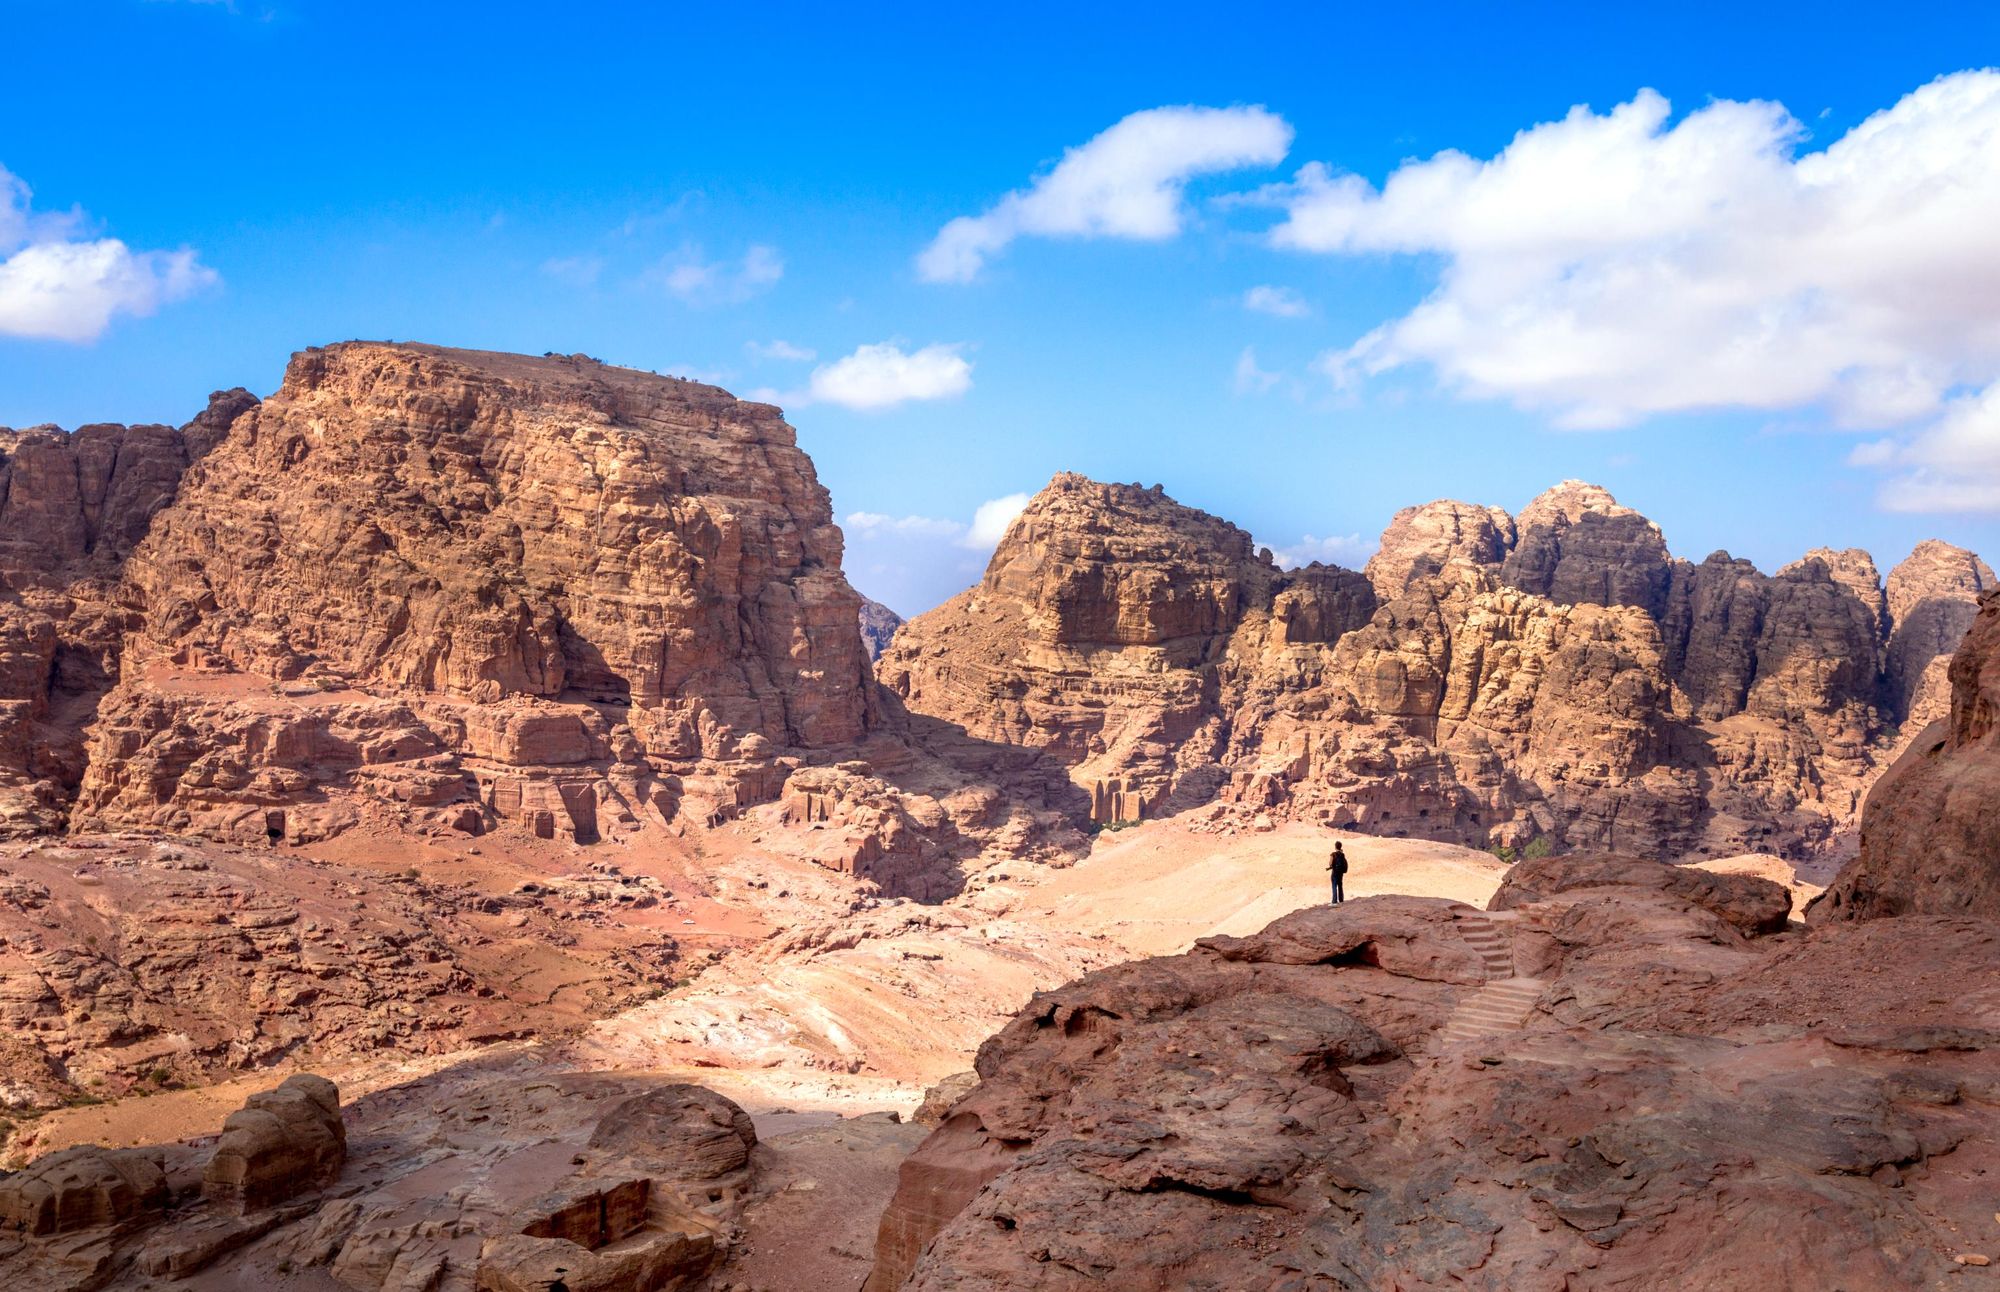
[
  {"left": 882, "top": 474, "right": 1986, "bottom": 862},
  {"left": 0, "top": 1068, "right": 762, "bottom": 1291},
  {"left": 0, "top": 1144, "right": 168, "bottom": 1236},
  {"left": 1816, "top": 589, "right": 2000, "bottom": 920},
  {"left": 0, "top": 392, "right": 255, "bottom": 836},
  {"left": 0, "top": 344, "right": 1085, "bottom": 902},
  {"left": 0, "top": 834, "right": 686, "bottom": 1113},
  {"left": 1884, "top": 539, "right": 1995, "bottom": 727},
  {"left": 202, "top": 1074, "right": 345, "bottom": 1212},
  {"left": 859, "top": 595, "right": 904, "bottom": 661},
  {"left": 867, "top": 864, "right": 2000, "bottom": 1290}
]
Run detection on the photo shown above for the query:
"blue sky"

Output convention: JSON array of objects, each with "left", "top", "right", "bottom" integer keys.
[{"left": 5, "top": 1, "right": 2000, "bottom": 614}]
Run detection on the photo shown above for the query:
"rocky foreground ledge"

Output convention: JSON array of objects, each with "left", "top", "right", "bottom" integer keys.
[{"left": 866, "top": 854, "right": 2000, "bottom": 1290}]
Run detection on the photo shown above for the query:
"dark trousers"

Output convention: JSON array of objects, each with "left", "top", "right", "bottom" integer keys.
[{"left": 1330, "top": 878, "right": 1345, "bottom": 904}]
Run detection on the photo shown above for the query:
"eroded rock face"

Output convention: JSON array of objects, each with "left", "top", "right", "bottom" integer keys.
[
  {"left": 0, "top": 1144, "right": 167, "bottom": 1235},
  {"left": 0, "top": 343, "right": 1084, "bottom": 903},
  {"left": 0, "top": 834, "right": 684, "bottom": 1113},
  {"left": 859, "top": 596, "right": 905, "bottom": 662},
  {"left": 1816, "top": 589, "right": 2000, "bottom": 920},
  {"left": 0, "top": 394, "right": 254, "bottom": 836},
  {"left": 202, "top": 1073, "right": 345, "bottom": 1211},
  {"left": 0, "top": 1068, "right": 760, "bottom": 1291},
  {"left": 1884, "top": 539, "right": 1996, "bottom": 728},
  {"left": 867, "top": 866, "right": 2000, "bottom": 1291},
  {"left": 882, "top": 474, "right": 1987, "bottom": 862}
]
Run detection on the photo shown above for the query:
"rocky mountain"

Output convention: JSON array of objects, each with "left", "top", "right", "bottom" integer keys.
[
  {"left": 858, "top": 595, "right": 905, "bottom": 661},
  {"left": 1815, "top": 587, "right": 2000, "bottom": 920},
  {"left": 880, "top": 472, "right": 1991, "bottom": 863},
  {"left": 0, "top": 343, "right": 1088, "bottom": 1108},
  {"left": 1, "top": 344, "right": 1080, "bottom": 890}
]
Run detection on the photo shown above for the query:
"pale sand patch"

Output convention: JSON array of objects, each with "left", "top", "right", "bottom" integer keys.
[
  {"left": 993, "top": 820, "right": 1511, "bottom": 957},
  {"left": 1690, "top": 852, "right": 1827, "bottom": 915}
]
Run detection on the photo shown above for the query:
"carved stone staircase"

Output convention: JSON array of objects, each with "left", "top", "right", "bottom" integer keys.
[{"left": 1436, "top": 909, "right": 1546, "bottom": 1048}]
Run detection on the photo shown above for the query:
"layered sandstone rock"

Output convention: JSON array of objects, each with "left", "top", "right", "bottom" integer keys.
[
  {"left": 0, "top": 343, "right": 1081, "bottom": 903},
  {"left": 0, "top": 1144, "right": 168, "bottom": 1236},
  {"left": 867, "top": 864, "right": 2000, "bottom": 1290},
  {"left": 0, "top": 834, "right": 683, "bottom": 1111},
  {"left": 0, "top": 1068, "right": 759, "bottom": 1291},
  {"left": 1816, "top": 588, "right": 2000, "bottom": 920},
  {"left": 0, "top": 392, "right": 255, "bottom": 836},
  {"left": 859, "top": 595, "right": 904, "bottom": 661},
  {"left": 77, "top": 344, "right": 870, "bottom": 848},
  {"left": 1884, "top": 539, "right": 1995, "bottom": 727},
  {"left": 882, "top": 474, "right": 1987, "bottom": 862}
]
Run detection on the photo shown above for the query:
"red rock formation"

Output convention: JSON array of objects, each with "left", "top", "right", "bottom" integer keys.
[
  {"left": 867, "top": 861, "right": 2000, "bottom": 1290},
  {"left": 0, "top": 391, "right": 255, "bottom": 835},
  {"left": 201, "top": 1073, "right": 345, "bottom": 1212},
  {"left": 882, "top": 474, "right": 1986, "bottom": 862},
  {"left": 1815, "top": 589, "right": 2000, "bottom": 919},
  {"left": 0, "top": 344, "right": 1083, "bottom": 904},
  {"left": 859, "top": 595, "right": 905, "bottom": 661}
]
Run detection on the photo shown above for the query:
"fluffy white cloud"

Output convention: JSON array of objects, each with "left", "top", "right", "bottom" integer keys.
[
  {"left": 842, "top": 493, "right": 1026, "bottom": 549},
  {"left": 747, "top": 338, "right": 816, "bottom": 362},
  {"left": 0, "top": 162, "right": 216, "bottom": 343},
  {"left": 1242, "top": 284, "right": 1309, "bottom": 318},
  {"left": 1270, "top": 71, "right": 2000, "bottom": 432},
  {"left": 1267, "top": 532, "right": 1377, "bottom": 570},
  {"left": 919, "top": 105, "right": 1292, "bottom": 283},
  {"left": 804, "top": 342, "right": 972, "bottom": 411},
  {"left": 1860, "top": 382, "right": 2000, "bottom": 513},
  {"left": 651, "top": 243, "right": 783, "bottom": 304},
  {"left": 1233, "top": 346, "right": 1282, "bottom": 395},
  {"left": 963, "top": 492, "right": 1030, "bottom": 549}
]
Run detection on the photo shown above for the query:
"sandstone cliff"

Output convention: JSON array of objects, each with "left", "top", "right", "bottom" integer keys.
[
  {"left": 1815, "top": 588, "right": 2000, "bottom": 919},
  {"left": 859, "top": 595, "right": 904, "bottom": 661},
  {"left": 2, "top": 344, "right": 1081, "bottom": 902},
  {"left": 0, "top": 391, "right": 254, "bottom": 836},
  {"left": 880, "top": 473, "right": 1988, "bottom": 862}
]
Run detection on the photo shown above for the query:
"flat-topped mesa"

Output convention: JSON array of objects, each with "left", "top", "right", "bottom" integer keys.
[
  {"left": 57, "top": 342, "right": 899, "bottom": 851},
  {"left": 122, "top": 342, "right": 871, "bottom": 744},
  {"left": 882, "top": 472, "right": 1988, "bottom": 860}
]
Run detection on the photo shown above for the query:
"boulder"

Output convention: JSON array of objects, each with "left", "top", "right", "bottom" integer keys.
[
  {"left": 201, "top": 1072, "right": 345, "bottom": 1211},
  {"left": 1491, "top": 852, "right": 1794, "bottom": 934},
  {"left": 0, "top": 1145, "right": 167, "bottom": 1236}
]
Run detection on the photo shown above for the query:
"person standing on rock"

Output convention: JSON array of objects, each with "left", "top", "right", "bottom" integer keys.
[{"left": 1327, "top": 840, "right": 1348, "bottom": 904}]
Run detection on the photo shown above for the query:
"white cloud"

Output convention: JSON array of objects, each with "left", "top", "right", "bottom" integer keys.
[
  {"left": 919, "top": 105, "right": 1292, "bottom": 283},
  {"left": 801, "top": 342, "right": 972, "bottom": 411},
  {"left": 1242, "top": 284, "right": 1309, "bottom": 318},
  {"left": 1233, "top": 346, "right": 1282, "bottom": 396},
  {"left": 844, "top": 510, "right": 964, "bottom": 539},
  {"left": 1268, "top": 532, "right": 1378, "bottom": 570},
  {"left": 540, "top": 254, "right": 603, "bottom": 287},
  {"left": 1269, "top": 71, "right": 2000, "bottom": 433},
  {"left": 651, "top": 243, "right": 783, "bottom": 305},
  {"left": 0, "top": 162, "right": 216, "bottom": 343},
  {"left": 843, "top": 493, "right": 1028, "bottom": 550},
  {"left": 747, "top": 339, "right": 816, "bottom": 362},
  {"left": 1859, "top": 381, "right": 2000, "bottom": 513},
  {"left": 963, "top": 493, "right": 1030, "bottom": 549}
]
